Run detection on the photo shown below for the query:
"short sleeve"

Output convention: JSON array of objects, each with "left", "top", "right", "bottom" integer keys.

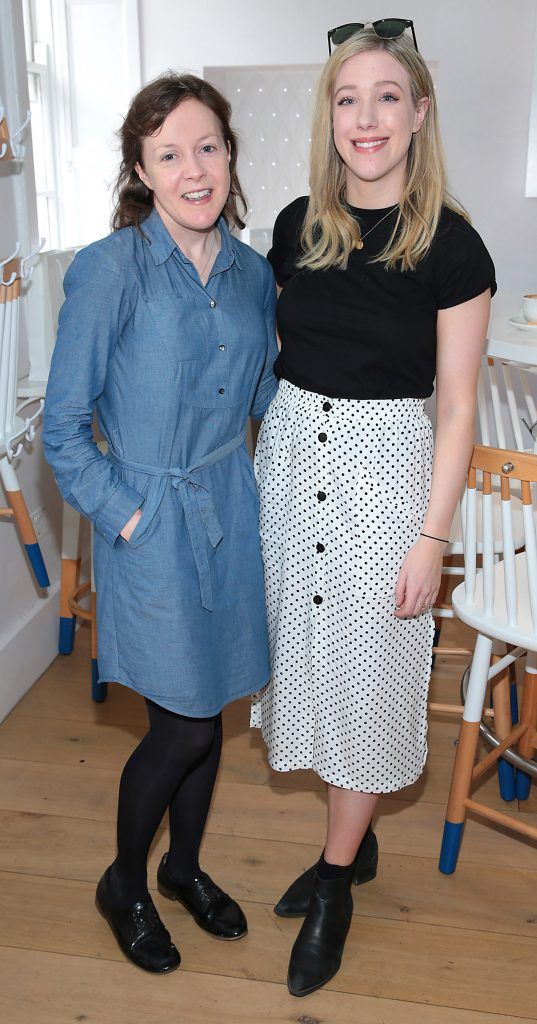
[
  {"left": 267, "top": 197, "right": 308, "bottom": 286},
  {"left": 434, "top": 215, "right": 497, "bottom": 310}
]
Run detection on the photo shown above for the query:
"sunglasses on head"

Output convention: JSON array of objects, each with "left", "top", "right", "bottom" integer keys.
[{"left": 327, "top": 19, "right": 418, "bottom": 55}]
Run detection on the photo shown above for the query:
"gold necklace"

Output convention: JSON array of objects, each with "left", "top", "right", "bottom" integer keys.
[
  {"left": 355, "top": 205, "right": 399, "bottom": 250},
  {"left": 199, "top": 229, "right": 217, "bottom": 279}
]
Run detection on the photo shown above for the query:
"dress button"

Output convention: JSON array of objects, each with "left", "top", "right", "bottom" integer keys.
[
  {"left": 323, "top": 401, "right": 332, "bottom": 412},
  {"left": 219, "top": 344, "right": 226, "bottom": 351},
  {"left": 210, "top": 299, "right": 217, "bottom": 308},
  {"left": 317, "top": 491, "right": 326, "bottom": 501},
  {"left": 318, "top": 432, "right": 327, "bottom": 442},
  {"left": 316, "top": 542, "right": 325, "bottom": 553},
  {"left": 313, "top": 595, "right": 323, "bottom": 605},
  {"left": 219, "top": 387, "right": 225, "bottom": 395}
]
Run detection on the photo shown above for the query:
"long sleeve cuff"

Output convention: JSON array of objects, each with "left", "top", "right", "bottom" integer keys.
[{"left": 251, "top": 376, "right": 279, "bottom": 419}]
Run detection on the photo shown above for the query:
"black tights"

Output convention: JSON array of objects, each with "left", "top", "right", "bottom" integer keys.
[{"left": 109, "top": 698, "right": 222, "bottom": 907}]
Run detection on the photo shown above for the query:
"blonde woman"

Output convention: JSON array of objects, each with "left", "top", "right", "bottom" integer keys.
[{"left": 252, "top": 22, "right": 495, "bottom": 997}]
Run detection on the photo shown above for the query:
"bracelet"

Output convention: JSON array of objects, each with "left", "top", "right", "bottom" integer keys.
[{"left": 420, "top": 531, "right": 449, "bottom": 544}]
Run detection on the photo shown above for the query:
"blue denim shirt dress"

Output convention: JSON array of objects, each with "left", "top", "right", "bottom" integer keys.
[{"left": 43, "top": 208, "right": 279, "bottom": 715}]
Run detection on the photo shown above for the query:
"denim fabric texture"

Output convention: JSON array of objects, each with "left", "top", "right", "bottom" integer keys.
[{"left": 44, "top": 208, "right": 279, "bottom": 714}]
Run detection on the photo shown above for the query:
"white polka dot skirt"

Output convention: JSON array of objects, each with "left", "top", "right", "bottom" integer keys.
[{"left": 251, "top": 379, "right": 435, "bottom": 793}]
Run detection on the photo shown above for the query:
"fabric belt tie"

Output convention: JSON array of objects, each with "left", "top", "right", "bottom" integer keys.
[{"left": 109, "top": 429, "right": 246, "bottom": 611}]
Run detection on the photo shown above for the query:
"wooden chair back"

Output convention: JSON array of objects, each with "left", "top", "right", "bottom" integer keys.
[{"left": 464, "top": 446, "right": 537, "bottom": 637}]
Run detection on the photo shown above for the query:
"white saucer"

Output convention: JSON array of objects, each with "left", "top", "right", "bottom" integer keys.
[{"left": 508, "top": 314, "right": 537, "bottom": 333}]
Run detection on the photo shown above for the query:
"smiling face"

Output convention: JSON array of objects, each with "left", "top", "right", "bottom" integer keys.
[
  {"left": 332, "top": 48, "right": 429, "bottom": 208},
  {"left": 136, "top": 97, "right": 231, "bottom": 246}
]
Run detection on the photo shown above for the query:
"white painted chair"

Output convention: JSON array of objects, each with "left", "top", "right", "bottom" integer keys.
[
  {"left": 435, "top": 357, "right": 535, "bottom": 631},
  {"left": 0, "top": 253, "right": 49, "bottom": 588},
  {"left": 431, "top": 358, "right": 533, "bottom": 800},
  {"left": 439, "top": 445, "right": 537, "bottom": 874}
]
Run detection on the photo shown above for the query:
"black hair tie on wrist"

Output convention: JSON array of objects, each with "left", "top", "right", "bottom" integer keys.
[{"left": 420, "top": 531, "right": 449, "bottom": 544}]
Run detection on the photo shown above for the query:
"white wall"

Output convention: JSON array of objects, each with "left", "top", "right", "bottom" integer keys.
[
  {"left": 0, "top": 0, "right": 63, "bottom": 719},
  {"left": 140, "top": 0, "right": 537, "bottom": 297}
]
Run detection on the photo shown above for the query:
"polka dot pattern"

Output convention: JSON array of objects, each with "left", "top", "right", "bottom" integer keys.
[{"left": 251, "top": 379, "right": 436, "bottom": 793}]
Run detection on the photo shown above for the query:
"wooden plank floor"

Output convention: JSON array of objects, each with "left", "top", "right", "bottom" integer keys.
[{"left": 1, "top": 620, "right": 536, "bottom": 1023}]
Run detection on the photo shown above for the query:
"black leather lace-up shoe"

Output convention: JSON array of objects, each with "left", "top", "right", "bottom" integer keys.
[
  {"left": 157, "top": 854, "right": 248, "bottom": 940},
  {"left": 96, "top": 867, "right": 180, "bottom": 973}
]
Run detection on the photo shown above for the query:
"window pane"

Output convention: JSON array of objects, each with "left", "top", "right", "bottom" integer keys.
[
  {"left": 28, "top": 72, "right": 48, "bottom": 193},
  {"left": 22, "top": 0, "right": 34, "bottom": 62}
]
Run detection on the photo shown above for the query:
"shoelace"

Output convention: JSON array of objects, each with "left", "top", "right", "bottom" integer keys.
[
  {"left": 192, "top": 873, "right": 229, "bottom": 909},
  {"left": 129, "top": 900, "right": 170, "bottom": 945}
]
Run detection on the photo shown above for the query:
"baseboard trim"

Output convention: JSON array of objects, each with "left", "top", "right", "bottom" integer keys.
[{"left": 0, "top": 581, "right": 61, "bottom": 723}]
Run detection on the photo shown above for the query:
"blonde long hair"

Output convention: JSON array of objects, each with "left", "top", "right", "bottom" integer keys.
[{"left": 298, "top": 28, "right": 467, "bottom": 272}]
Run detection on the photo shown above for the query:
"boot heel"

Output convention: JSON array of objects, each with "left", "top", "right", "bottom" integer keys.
[{"left": 353, "top": 855, "right": 378, "bottom": 886}]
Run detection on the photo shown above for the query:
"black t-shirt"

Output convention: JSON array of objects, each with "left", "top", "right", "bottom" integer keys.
[{"left": 267, "top": 196, "right": 497, "bottom": 399}]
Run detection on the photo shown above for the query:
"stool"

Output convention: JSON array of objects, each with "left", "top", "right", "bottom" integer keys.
[{"left": 58, "top": 440, "right": 107, "bottom": 702}]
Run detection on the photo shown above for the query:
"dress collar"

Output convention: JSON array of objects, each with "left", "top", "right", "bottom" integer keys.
[{"left": 141, "top": 207, "right": 243, "bottom": 272}]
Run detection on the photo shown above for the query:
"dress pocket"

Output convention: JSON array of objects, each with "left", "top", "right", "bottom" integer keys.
[
  {"left": 122, "top": 476, "right": 168, "bottom": 550},
  {"left": 370, "top": 417, "right": 432, "bottom": 517}
]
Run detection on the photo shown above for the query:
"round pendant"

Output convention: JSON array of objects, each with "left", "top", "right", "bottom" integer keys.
[{"left": 356, "top": 240, "right": 364, "bottom": 250}]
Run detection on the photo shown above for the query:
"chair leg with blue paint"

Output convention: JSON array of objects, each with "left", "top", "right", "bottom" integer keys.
[
  {"left": 59, "top": 501, "right": 81, "bottom": 654},
  {"left": 439, "top": 634, "right": 492, "bottom": 874},
  {"left": 66, "top": 572, "right": 107, "bottom": 703},
  {"left": 0, "top": 458, "right": 50, "bottom": 588},
  {"left": 61, "top": 444, "right": 109, "bottom": 701},
  {"left": 441, "top": 640, "right": 537, "bottom": 873},
  {"left": 443, "top": 446, "right": 537, "bottom": 870}
]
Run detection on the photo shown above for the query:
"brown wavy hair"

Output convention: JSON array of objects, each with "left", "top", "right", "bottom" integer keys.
[{"left": 111, "top": 73, "right": 247, "bottom": 232}]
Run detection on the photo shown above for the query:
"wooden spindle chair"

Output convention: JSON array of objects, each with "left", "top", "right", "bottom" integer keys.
[
  {"left": 439, "top": 446, "right": 537, "bottom": 874},
  {"left": 431, "top": 358, "right": 536, "bottom": 801}
]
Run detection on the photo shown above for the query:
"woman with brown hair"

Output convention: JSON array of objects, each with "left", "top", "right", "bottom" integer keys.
[
  {"left": 44, "top": 73, "right": 278, "bottom": 973},
  {"left": 252, "top": 22, "right": 495, "bottom": 996}
]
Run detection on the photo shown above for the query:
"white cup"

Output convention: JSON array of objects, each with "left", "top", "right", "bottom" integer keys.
[{"left": 523, "top": 294, "right": 537, "bottom": 324}]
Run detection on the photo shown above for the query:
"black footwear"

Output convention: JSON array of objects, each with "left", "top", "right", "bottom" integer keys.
[
  {"left": 288, "top": 871, "right": 353, "bottom": 997},
  {"left": 157, "top": 854, "right": 248, "bottom": 940},
  {"left": 275, "top": 824, "right": 378, "bottom": 918},
  {"left": 95, "top": 867, "right": 180, "bottom": 974}
]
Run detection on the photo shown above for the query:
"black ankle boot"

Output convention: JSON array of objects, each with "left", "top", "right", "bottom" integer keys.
[
  {"left": 287, "top": 870, "right": 353, "bottom": 997},
  {"left": 275, "top": 824, "right": 377, "bottom": 918}
]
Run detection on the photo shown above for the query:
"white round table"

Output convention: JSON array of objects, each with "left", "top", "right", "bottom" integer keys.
[{"left": 486, "top": 295, "right": 537, "bottom": 367}]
